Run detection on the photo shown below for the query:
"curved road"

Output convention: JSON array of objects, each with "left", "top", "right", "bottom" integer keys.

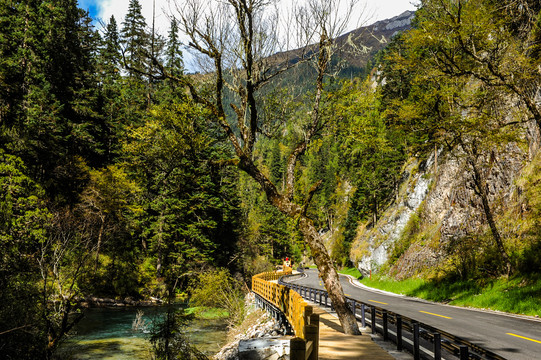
[{"left": 285, "top": 269, "right": 541, "bottom": 360}]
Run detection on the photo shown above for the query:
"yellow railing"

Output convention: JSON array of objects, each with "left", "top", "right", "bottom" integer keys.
[{"left": 252, "top": 269, "right": 319, "bottom": 360}]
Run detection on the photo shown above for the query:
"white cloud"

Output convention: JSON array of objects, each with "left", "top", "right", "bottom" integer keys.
[{"left": 96, "top": 0, "right": 171, "bottom": 33}]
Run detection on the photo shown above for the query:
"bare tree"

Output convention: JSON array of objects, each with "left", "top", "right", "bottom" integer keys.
[{"left": 159, "top": 0, "right": 362, "bottom": 334}]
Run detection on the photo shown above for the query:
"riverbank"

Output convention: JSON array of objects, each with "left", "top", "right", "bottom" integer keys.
[
  {"left": 214, "top": 293, "right": 287, "bottom": 360},
  {"left": 78, "top": 296, "right": 163, "bottom": 308}
]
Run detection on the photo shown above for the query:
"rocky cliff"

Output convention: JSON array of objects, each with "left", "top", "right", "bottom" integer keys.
[{"left": 351, "top": 121, "right": 541, "bottom": 279}]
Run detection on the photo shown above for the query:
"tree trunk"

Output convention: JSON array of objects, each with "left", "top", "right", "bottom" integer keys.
[
  {"left": 94, "top": 218, "right": 104, "bottom": 273},
  {"left": 298, "top": 216, "right": 361, "bottom": 335},
  {"left": 469, "top": 158, "right": 512, "bottom": 275},
  {"left": 238, "top": 157, "right": 361, "bottom": 335}
]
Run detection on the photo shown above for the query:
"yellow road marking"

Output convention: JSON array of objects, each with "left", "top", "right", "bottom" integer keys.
[
  {"left": 507, "top": 333, "right": 541, "bottom": 344},
  {"left": 345, "top": 294, "right": 351, "bottom": 297},
  {"left": 369, "top": 300, "right": 388, "bottom": 305},
  {"left": 419, "top": 311, "right": 452, "bottom": 319}
]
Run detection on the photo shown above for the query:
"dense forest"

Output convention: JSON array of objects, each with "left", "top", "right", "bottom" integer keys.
[{"left": 1, "top": 0, "right": 541, "bottom": 358}]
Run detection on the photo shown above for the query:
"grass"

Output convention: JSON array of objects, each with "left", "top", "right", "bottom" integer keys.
[
  {"left": 355, "top": 272, "right": 541, "bottom": 317},
  {"left": 185, "top": 307, "right": 230, "bottom": 320},
  {"left": 338, "top": 267, "right": 363, "bottom": 279}
]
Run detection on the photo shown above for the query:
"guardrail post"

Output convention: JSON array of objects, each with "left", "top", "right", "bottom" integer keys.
[
  {"left": 382, "top": 310, "right": 388, "bottom": 341},
  {"left": 290, "top": 337, "right": 306, "bottom": 360},
  {"left": 324, "top": 293, "right": 328, "bottom": 307},
  {"left": 413, "top": 322, "right": 420, "bottom": 360},
  {"left": 307, "top": 313, "right": 319, "bottom": 360},
  {"left": 371, "top": 306, "right": 376, "bottom": 334},
  {"left": 396, "top": 315, "right": 402, "bottom": 351},
  {"left": 319, "top": 291, "right": 323, "bottom": 306},
  {"left": 433, "top": 332, "right": 441, "bottom": 360},
  {"left": 361, "top": 304, "right": 366, "bottom": 328},
  {"left": 351, "top": 300, "right": 357, "bottom": 317},
  {"left": 459, "top": 345, "right": 469, "bottom": 360}
]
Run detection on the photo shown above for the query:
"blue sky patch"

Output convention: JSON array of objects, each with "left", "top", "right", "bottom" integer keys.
[{"left": 78, "top": 0, "right": 100, "bottom": 20}]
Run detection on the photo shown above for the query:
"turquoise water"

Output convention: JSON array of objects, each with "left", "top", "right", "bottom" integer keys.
[{"left": 56, "top": 306, "right": 228, "bottom": 359}]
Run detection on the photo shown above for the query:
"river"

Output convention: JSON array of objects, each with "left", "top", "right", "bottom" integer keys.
[{"left": 56, "top": 306, "right": 228, "bottom": 359}]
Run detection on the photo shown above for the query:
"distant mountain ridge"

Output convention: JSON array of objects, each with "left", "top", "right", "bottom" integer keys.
[
  {"left": 265, "top": 10, "right": 415, "bottom": 80},
  {"left": 333, "top": 10, "right": 415, "bottom": 69}
]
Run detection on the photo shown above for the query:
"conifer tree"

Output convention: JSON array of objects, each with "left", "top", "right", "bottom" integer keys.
[
  {"left": 166, "top": 19, "right": 183, "bottom": 77},
  {"left": 98, "top": 15, "right": 124, "bottom": 162},
  {"left": 101, "top": 15, "right": 122, "bottom": 80},
  {"left": 121, "top": 0, "right": 149, "bottom": 78}
]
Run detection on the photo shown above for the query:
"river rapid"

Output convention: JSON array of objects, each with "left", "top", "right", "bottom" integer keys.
[{"left": 56, "top": 306, "right": 228, "bottom": 359}]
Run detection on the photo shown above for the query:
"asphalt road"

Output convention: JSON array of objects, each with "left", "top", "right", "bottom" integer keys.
[{"left": 284, "top": 269, "right": 541, "bottom": 360}]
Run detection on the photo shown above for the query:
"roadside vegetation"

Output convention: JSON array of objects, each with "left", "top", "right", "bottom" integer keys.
[{"left": 355, "top": 272, "right": 541, "bottom": 317}]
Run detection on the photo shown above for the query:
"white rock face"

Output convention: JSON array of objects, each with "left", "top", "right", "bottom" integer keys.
[
  {"left": 355, "top": 151, "right": 436, "bottom": 275},
  {"left": 385, "top": 17, "right": 412, "bottom": 31},
  {"left": 373, "top": 11, "right": 415, "bottom": 32}
]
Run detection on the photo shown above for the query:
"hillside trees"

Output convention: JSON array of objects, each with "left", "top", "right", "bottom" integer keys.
[
  {"left": 155, "top": 0, "right": 363, "bottom": 334},
  {"left": 124, "top": 99, "right": 242, "bottom": 295},
  {"left": 329, "top": 79, "right": 406, "bottom": 266},
  {"left": 0, "top": 151, "right": 51, "bottom": 358},
  {"left": 0, "top": 1, "right": 249, "bottom": 356},
  {"left": 0, "top": 0, "right": 105, "bottom": 204}
]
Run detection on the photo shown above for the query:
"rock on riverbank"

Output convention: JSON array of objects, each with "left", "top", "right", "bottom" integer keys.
[{"left": 214, "top": 293, "right": 288, "bottom": 360}]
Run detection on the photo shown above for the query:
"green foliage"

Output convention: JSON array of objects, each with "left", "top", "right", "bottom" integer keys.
[
  {"left": 125, "top": 99, "right": 242, "bottom": 289},
  {"left": 189, "top": 269, "right": 246, "bottom": 327},
  {"left": 150, "top": 307, "right": 209, "bottom": 360},
  {"left": 0, "top": 150, "right": 51, "bottom": 359}
]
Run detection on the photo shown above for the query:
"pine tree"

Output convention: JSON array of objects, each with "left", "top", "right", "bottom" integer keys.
[
  {"left": 166, "top": 19, "right": 183, "bottom": 77},
  {"left": 101, "top": 15, "right": 122, "bottom": 81},
  {"left": 98, "top": 15, "right": 124, "bottom": 162},
  {"left": 121, "top": 0, "right": 149, "bottom": 78}
]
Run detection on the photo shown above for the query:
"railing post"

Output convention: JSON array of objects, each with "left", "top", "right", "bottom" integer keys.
[
  {"left": 460, "top": 345, "right": 469, "bottom": 360},
  {"left": 382, "top": 310, "right": 388, "bottom": 341},
  {"left": 307, "top": 313, "right": 319, "bottom": 360},
  {"left": 413, "top": 322, "right": 420, "bottom": 360},
  {"left": 290, "top": 337, "right": 306, "bottom": 360},
  {"left": 433, "top": 332, "right": 441, "bottom": 360},
  {"left": 351, "top": 300, "right": 357, "bottom": 317},
  {"left": 361, "top": 304, "right": 366, "bottom": 328},
  {"left": 324, "top": 293, "right": 328, "bottom": 308},
  {"left": 396, "top": 315, "right": 402, "bottom": 351},
  {"left": 371, "top": 306, "right": 376, "bottom": 334}
]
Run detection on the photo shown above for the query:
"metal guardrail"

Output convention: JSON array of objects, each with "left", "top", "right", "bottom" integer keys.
[{"left": 279, "top": 274, "right": 507, "bottom": 360}]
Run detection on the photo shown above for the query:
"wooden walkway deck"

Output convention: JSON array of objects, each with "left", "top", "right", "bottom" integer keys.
[{"left": 311, "top": 305, "right": 404, "bottom": 360}]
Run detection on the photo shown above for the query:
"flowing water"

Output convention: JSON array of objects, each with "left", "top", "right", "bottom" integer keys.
[{"left": 56, "top": 306, "right": 228, "bottom": 359}]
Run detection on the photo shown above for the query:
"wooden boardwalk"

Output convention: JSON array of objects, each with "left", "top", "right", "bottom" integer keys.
[{"left": 311, "top": 305, "right": 398, "bottom": 360}]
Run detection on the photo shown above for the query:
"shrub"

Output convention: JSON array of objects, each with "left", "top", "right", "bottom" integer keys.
[{"left": 189, "top": 268, "right": 247, "bottom": 327}]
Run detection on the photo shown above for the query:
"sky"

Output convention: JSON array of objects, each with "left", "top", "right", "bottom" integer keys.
[
  {"left": 78, "top": 0, "right": 419, "bottom": 70},
  {"left": 79, "top": 0, "right": 419, "bottom": 31}
]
